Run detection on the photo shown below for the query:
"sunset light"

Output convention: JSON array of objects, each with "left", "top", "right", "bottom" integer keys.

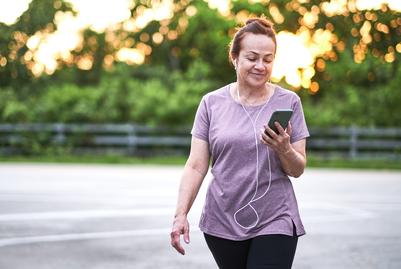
[{"left": 0, "top": 0, "right": 400, "bottom": 89}]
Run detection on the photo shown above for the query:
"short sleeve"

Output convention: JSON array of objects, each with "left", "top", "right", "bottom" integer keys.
[
  {"left": 290, "top": 97, "right": 310, "bottom": 144},
  {"left": 191, "top": 97, "right": 210, "bottom": 143}
]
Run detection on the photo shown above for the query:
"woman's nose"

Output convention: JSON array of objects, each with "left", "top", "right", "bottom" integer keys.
[{"left": 254, "top": 59, "right": 265, "bottom": 69}]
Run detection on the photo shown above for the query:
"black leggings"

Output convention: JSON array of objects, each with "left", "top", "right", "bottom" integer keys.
[{"left": 204, "top": 231, "right": 298, "bottom": 269}]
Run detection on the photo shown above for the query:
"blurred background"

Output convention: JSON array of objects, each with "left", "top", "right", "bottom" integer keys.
[
  {"left": 1, "top": 1, "right": 401, "bottom": 269},
  {"left": 0, "top": 0, "right": 401, "bottom": 163}
]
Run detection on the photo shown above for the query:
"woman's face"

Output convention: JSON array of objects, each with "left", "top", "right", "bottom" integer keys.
[{"left": 234, "top": 33, "right": 275, "bottom": 89}]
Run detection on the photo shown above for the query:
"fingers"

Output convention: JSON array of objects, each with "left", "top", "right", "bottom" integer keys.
[
  {"left": 170, "top": 230, "right": 185, "bottom": 255},
  {"left": 183, "top": 225, "right": 190, "bottom": 244},
  {"left": 287, "top": 121, "right": 292, "bottom": 135},
  {"left": 261, "top": 125, "right": 277, "bottom": 142},
  {"left": 261, "top": 122, "right": 291, "bottom": 150},
  {"left": 170, "top": 218, "right": 190, "bottom": 255},
  {"left": 275, "top": 121, "right": 286, "bottom": 135}
]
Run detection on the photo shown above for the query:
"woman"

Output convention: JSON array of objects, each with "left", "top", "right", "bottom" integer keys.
[{"left": 170, "top": 17, "right": 309, "bottom": 269}]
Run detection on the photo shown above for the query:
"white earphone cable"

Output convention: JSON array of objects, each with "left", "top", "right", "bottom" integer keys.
[{"left": 233, "top": 84, "right": 272, "bottom": 229}]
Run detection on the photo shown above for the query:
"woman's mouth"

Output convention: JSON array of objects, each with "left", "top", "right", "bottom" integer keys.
[{"left": 249, "top": 72, "right": 265, "bottom": 78}]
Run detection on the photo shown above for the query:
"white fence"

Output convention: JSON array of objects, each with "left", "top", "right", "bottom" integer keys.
[{"left": 1, "top": 124, "right": 401, "bottom": 159}]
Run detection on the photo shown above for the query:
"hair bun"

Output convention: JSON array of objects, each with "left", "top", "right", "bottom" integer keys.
[
  {"left": 245, "top": 17, "right": 274, "bottom": 29},
  {"left": 229, "top": 16, "right": 277, "bottom": 61}
]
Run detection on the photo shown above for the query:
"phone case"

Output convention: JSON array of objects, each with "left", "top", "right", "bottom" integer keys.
[{"left": 268, "top": 109, "right": 293, "bottom": 134}]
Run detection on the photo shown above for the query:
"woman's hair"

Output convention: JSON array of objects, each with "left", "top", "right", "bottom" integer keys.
[{"left": 229, "top": 17, "right": 277, "bottom": 63}]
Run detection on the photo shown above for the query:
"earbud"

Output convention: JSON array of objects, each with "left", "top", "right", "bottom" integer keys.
[{"left": 233, "top": 59, "right": 237, "bottom": 70}]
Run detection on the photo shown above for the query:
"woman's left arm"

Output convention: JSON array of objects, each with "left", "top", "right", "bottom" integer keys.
[{"left": 261, "top": 122, "right": 307, "bottom": 178}]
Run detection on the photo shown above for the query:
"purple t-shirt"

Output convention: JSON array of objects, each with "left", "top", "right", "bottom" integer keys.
[{"left": 191, "top": 84, "right": 310, "bottom": 240}]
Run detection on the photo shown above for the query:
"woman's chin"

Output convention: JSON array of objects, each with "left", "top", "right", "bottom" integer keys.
[{"left": 246, "top": 80, "right": 268, "bottom": 89}]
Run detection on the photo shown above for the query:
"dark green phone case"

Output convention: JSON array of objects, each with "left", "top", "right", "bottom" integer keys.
[{"left": 267, "top": 109, "right": 293, "bottom": 134}]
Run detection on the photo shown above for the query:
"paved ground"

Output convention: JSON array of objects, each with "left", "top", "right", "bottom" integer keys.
[{"left": 0, "top": 164, "right": 400, "bottom": 269}]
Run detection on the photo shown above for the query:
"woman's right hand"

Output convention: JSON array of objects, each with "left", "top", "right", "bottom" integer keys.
[{"left": 170, "top": 215, "right": 190, "bottom": 255}]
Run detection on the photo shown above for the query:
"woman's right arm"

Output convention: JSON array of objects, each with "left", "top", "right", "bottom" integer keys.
[{"left": 170, "top": 136, "right": 210, "bottom": 255}]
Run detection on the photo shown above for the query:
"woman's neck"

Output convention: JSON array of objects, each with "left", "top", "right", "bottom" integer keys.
[{"left": 234, "top": 82, "right": 273, "bottom": 106}]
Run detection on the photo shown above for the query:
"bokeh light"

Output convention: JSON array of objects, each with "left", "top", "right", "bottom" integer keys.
[{"left": 0, "top": 0, "right": 399, "bottom": 88}]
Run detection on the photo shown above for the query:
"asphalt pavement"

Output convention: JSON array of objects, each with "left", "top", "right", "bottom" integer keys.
[{"left": 0, "top": 164, "right": 400, "bottom": 269}]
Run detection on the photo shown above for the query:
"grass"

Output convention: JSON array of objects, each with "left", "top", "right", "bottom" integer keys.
[
  {"left": 307, "top": 156, "right": 401, "bottom": 170},
  {"left": 0, "top": 154, "right": 400, "bottom": 169},
  {"left": 0, "top": 154, "right": 187, "bottom": 165}
]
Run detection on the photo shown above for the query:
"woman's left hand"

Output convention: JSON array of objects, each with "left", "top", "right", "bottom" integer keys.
[{"left": 260, "top": 121, "right": 292, "bottom": 154}]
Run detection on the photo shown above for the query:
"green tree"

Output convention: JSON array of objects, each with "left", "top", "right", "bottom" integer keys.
[
  {"left": 0, "top": 0, "right": 73, "bottom": 90},
  {"left": 1, "top": 0, "right": 401, "bottom": 127}
]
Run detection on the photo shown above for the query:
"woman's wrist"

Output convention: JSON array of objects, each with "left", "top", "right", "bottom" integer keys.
[
  {"left": 278, "top": 144, "right": 306, "bottom": 177},
  {"left": 174, "top": 212, "right": 187, "bottom": 218}
]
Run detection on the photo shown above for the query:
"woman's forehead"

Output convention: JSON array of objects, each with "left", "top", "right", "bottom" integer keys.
[{"left": 240, "top": 33, "right": 275, "bottom": 55}]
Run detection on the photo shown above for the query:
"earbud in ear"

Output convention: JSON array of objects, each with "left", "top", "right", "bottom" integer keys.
[{"left": 233, "top": 59, "right": 237, "bottom": 69}]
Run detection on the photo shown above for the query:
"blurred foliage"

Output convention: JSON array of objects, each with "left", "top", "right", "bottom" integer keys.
[
  {"left": 0, "top": 0, "right": 400, "bottom": 127},
  {"left": 0, "top": 60, "right": 216, "bottom": 126},
  {"left": 0, "top": 0, "right": 74, "bottom": 89},
  {"left": 304, "top": 51, "right": 401, "bottom": 126}
]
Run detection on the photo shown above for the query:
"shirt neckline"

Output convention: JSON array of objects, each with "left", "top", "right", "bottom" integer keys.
[{"left": 227, "top": 83, "right": 277, "bottom": 109}]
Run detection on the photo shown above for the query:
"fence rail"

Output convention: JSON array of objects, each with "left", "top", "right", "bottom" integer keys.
[{"left": 1, "top": 124, "right": 401, "bottom": 160}]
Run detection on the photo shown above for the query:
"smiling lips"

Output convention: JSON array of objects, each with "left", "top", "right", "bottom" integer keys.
[{"left": 249, "top": 72, "right": 266, "bottom": 78}]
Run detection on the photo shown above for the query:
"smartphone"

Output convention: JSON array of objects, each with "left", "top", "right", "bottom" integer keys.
[{"left": 267, "top": 109, "right": 293, "bottom": 135}]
